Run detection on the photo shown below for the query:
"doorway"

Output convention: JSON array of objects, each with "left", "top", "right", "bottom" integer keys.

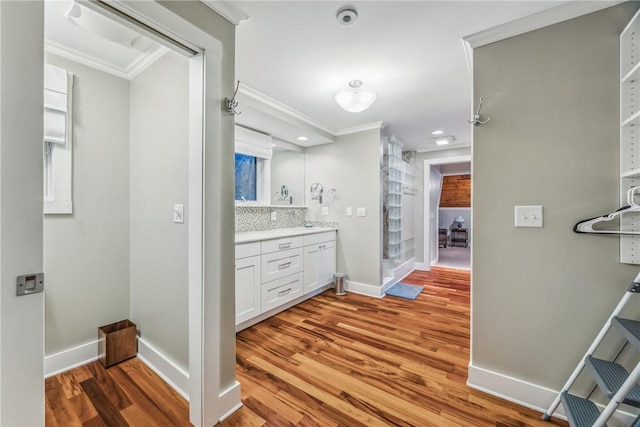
[
  {"left": 40, "top": 1, "right": 228, "bottom": 425},
  {"left": 423, "top": 155, "right": 472, "bottom": 271},
  {"left": 437, "top": 171, "right": 471, "bottom": 270}
]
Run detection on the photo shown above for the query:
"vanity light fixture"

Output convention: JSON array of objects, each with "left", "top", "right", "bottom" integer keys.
[{"left": 335, "top": 80, "right": 376, "bottom": 113}]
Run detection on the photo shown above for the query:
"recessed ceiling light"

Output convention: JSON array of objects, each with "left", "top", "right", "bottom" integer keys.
[
  {"left": 432, "top": 130, "right": 444, "bottom": 135},
  {"left": 435, "top": 139, "right": 449, "bottom": 146},
  {"left": 297, "top": 136, "right": 308, "bottom": 141},
  {"left": 271, "top": 144, "right": 277, "bottom": 147}
]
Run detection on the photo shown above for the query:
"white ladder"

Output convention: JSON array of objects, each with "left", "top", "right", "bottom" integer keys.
[{"left": 542, "top": 273, "right": 640, "bottom": 427}]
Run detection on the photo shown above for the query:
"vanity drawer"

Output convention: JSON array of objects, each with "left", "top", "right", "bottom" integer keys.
[
  {"left": 303, "top": 231, "right": 336, "bottom": 246},
  {"left": 262, "top": 273, "right": 302, "bottom": 312},
  {"left": 261, "top": 247, "right": 303, "bottom": 283},
  {"left": 261, "top": 236, "right": 303, "bottom": 254},
  {"left": 236, "top": 241, "right": 261, "bottom": 259}
]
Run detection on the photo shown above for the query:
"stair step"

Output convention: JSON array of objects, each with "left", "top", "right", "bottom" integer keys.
[
  {"left": 560, "top": 392, "right": 606, "bottom": 427},
  {"left": 612, "top": 317, "right": 640, "bottom": 348},
  {"left": 586, "top": 356, "right": 640, "bottom": 407}
]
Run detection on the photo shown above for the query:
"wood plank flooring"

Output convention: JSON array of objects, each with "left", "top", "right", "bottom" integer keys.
[
  {"left": 222, "top": 267, "right": 568, "bottom": 427},
  {"left": 47, "top": 267, "right": 568, "bottom": 426},
  {"left": 45, "top": 358, "right": 190, "bottom": 427}
]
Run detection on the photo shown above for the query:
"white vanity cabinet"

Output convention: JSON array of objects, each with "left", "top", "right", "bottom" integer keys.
[
  {"left": 234, "top": 242, "right": 261, "bottom": 324},
  {"left": 235, "top": 228, "right": 337, "bottom": 331},
  {"left": 303, "top": 232, "right": 336, "bottom": 294}
]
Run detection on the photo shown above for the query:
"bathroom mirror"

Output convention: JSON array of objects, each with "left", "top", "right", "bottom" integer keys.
[{"left": 270, "top": 148, "right": 305, "bottom": 206}]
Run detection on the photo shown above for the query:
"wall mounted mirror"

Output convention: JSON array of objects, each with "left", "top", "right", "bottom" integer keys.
[{"left": 271, "top": 147, "right": 305, "bottom": 206}]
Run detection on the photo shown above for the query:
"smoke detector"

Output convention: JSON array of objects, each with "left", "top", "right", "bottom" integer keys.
[{"left": 337, "top": 7, "right": 358, "bottom": 26}]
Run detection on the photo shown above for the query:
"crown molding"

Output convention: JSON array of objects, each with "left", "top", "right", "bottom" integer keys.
[
  {"left": 463, "top": 1, "right": 626, "bottom": 49},
  {"left": 200, "top": 1, "right": 249, "bottom": 26},
  {"left": 126, "top": 45, "right": 170, "bottom": 80},
  {"left": 238, "top": 84, "right": 337, "bottom": 139},
  {"left": 335, "top": 121, "right": 386, "bottom": 136},
  {"left": 45, "top": 39, "right": 129, "bottom": 79},
  {"left": 45, "top": 39, "right": 168, "bottom": 81}
]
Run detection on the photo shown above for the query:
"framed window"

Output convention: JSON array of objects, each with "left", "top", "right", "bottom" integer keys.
[
  {"left": 44, "top": 64, "right": 73, "bottom": 214},
  {"left": 235, "top": 153, "right": 257, "bottom": 201},
  {"left": 235, "top": 126, "right": 271, "bottom": 205}
]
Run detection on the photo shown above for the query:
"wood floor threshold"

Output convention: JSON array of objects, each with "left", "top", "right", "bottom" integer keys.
[{"left": 46, "top": 267, "right": 568, "bottom": 427}]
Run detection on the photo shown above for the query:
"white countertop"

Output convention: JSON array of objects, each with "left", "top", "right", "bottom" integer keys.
[{"left": 236, "top": 227, "right": 337, "bottom": 244}]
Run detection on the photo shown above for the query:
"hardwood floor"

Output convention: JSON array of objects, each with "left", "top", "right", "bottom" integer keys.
[
  {"left": 45, "top": 358, "right": 190, "bottom": 427},
  {"left": 47, "top": 267, "right": 568, "bottom": 426},
  {"left": 222, "top": 267, "right": 568, "bottom": 427}
]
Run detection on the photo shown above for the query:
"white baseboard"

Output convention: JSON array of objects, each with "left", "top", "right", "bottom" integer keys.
[
  {"left": 414, "top": 262, "right": 430, "bottom": 271},
  {"left": 137, "top": 337, "right": 190, "bottom": 401},
  {"left": 45, "top": 340, "right": 99, "bottom": 378},
  {"left": 467, "top": 363, "right": 636, "bottom": 426},
  {"left": 345, "top": 279, "right": 384, "bottom": 298},
  {"left": 218, "top": 381, "right": 242, "bottom": 422}
]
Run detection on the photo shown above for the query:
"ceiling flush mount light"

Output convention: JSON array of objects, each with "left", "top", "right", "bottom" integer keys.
[
  {"left": 336, "top": 7, "right": 358, "bottom": 25},
  {"left": 297, "top": 136, "right": 308, "bottom": 141},
  {"left": 431, "top": 130, "right": 444, "bottom": 135},
  {"left": 335, "top": 80, "right": 377, "bottom": 113}
]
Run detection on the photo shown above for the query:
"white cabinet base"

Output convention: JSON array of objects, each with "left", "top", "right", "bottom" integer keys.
[{"left": 236, "top": 283, "right": 332, "bottom": 332}]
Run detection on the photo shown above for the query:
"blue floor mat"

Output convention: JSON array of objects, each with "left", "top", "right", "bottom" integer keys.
[{"left": 385, "top": 283, "right": 423, "bottom": 300}]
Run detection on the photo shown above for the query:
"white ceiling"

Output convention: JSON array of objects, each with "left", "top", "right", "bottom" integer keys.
[
  {"left": 45, "top": 1, "right": 618, "bottom": 152},
  {"left": 233, "top": 1, "right": 577, "bottom": 151}
]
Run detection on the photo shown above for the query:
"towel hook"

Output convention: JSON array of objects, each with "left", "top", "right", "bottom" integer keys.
[
  {"left": 225, "top": 81, "right": 241, "bottom": 115},
  {"left": 468, "top": 97, "right": 490, "bottom": 126}
]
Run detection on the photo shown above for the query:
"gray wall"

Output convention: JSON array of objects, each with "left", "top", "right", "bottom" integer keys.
[
  {"left": 414, "top": 147, "right": 471, "bottom": 265},
  {"left": 130, "top": 51, "right": 189, "bottom": 370},
  {"left": 472, "top": 2, "right": 640, "bottom": 391},
  {"left": 305, "top": 128, "right": 382, "bottom": 288},
  {"left": 44, "top": 53, "right": 131, "bottom": 356}
]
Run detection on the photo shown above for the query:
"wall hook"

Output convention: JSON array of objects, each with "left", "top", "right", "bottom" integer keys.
[
  {"left": 468, "top": 97, "right": 490, "bottom": 126},
  {"left": 225, "top": 81, "right": 241, "bottom": 115}
]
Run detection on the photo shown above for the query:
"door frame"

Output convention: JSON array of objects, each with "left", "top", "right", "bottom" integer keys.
[
  {"left": 423, "top": 155, "right": 471, "bottom": 270},
  {"left": 56, "top": 2, "right": 229, "bottom": 425}
]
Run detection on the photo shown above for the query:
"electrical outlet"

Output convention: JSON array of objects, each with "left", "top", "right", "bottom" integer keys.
[
  {"left": 515, "top": 205, "right": 543, "bottom": 227},
  {"left": 357, "top": 207, "right": 366, "bottom": 217},
  {"left": 346, "top": 207, "right": 352, "bottom": 216},
  {"left": 173, "top": 204, "right": 184, "bottom": 223},
  {"left": 270, "top": 211, "right": 277, "bottom": 221},
  {"left": 322, "top": 206, "right": 329, "bottom": 216}
]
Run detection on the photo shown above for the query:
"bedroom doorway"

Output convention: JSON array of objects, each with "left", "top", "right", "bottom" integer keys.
[
  {"left": 423, "top": 155, "right": 471, "bottom": 271},
  {"left": 437, "top": 172, "right": 471, "bottom": 270}
]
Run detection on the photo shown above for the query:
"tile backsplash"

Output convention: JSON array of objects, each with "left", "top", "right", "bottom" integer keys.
[{"left": 235, "top": 206, "right": 306, "bottom": 232}]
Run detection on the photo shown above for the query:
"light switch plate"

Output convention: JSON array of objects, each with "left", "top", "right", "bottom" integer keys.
[
  {"left": 346, "top": 207, "right": 352, "bottom": 216},
  {"left": 357, "top": 207, "right": 366, "bottom": 217},
  {"left": 173, "top": 204, "right": 184, "bottom": 223},
  {"left": 321, "top": 206, "right": 329, "bottom": 216},
  {"left": 515, "top": 205, "right": 543, "bottom": 227},
  {"left": 270, "top": 211, "right": 277, "bottom": 221}
]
